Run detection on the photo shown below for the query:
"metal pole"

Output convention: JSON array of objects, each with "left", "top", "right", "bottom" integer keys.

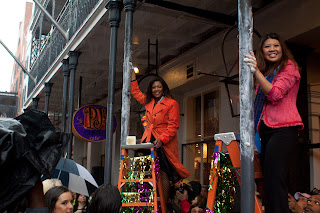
[
  {"left": 66, "top": 51, "right": 79, "bottom": 159},
  {"left": 44, "top": 82, "right": 53, "bottom": 115},
  {"left": 121, "top": 0, "right": 136, "bottom": 148},
  {"left": 156, "top": 39, "right": 159, "bottom": 75},
  {"left": 78, "top": 76, "right": 82, "bottom": 108},
  {"left": 238, "top": 0, "right": 254, "bottom": 212},
  {"left": 32, "top": 97, "right": 40, "bottom": 110},
  {"left": 0, "top": 40, "right": 36, "bottom": 84},
  {"left": 104, "top": 0, "right": 121, "bottom": 184},
  {"left": 32, "top": 0, "right": 69, "bottom": 41},
  {"left": 61, "top": 59, "right": 69, "bottom": 133}
]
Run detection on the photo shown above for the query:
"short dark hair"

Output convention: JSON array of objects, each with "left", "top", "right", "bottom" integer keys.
[
  {"left": 44, "top": 186, "right": 71, "bottom": 213},
  {"left": 145, "top": 77, "right": 171, "bottom": 104},
  {"left": 310, "top": 188, "right": 320, "bottom": 195},
  {"left": 88, "top": 184, "right": 122, "bottom": 213},
  {"left": 256, "top": 33, "right": 298, "bottom": 77}
]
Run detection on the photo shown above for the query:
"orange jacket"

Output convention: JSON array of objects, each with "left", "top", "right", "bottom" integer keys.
[{"left": 131, "top": 80, "right": 191, "bottom": 179}]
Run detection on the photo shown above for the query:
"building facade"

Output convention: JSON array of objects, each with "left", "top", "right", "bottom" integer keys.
[{"left": 10, "top": 2, "right": 33, "bottom": 115}]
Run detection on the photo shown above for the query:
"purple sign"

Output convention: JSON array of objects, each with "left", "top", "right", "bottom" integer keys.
[{"left": 72, "top": 104, "right": 117, "bottom": 142}]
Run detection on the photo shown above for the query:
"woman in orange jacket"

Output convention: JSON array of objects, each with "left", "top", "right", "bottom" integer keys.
[{"left": 131, "top": 70, "right": 191, "bottom": 206}]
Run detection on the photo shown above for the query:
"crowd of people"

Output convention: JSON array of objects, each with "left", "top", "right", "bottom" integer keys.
[
  {"left": 19, "top": 177, "right": 209, "bottom": 213},
  {"left": 14, "top": 175, "right": 320, "bottom": 213},
  {"left": 24, "top": 180, "right": 122, "bottom": 213},
  {"left": 167, "top": 181, "right": 208, "bottom": 213}
]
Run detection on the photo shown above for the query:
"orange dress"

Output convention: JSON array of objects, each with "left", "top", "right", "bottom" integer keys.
[{"left": 131, "top": 80, "right": 191, "bottom": 180}]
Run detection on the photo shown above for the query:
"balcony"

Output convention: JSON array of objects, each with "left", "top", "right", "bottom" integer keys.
[{"left": 28, "top": 0, "right": 100, "bottom": 97}]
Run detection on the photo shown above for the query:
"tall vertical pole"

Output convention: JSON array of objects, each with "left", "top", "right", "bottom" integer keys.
[
  {"left": 78, "top": 76, "right": 82, "bottom": 108},
  {"left": 61, "top": 59, "right": 69, "bottom": 133},
  {"left": 121, "top": 0, "right": 136, "bottom": 147},
  {"left": 44, "top": 82, "right": 53, "bottom": 115},
  {"left": 104, "top": 0, "right": 121, "bottom": 184},
  {"left": 67, "top": 51, "right": 79, "bottom": 159},
  {"left": 238, "top": 0, "right": 254, "bottom": 212},
  {"left": 32, "top": 97, "right": 40, "bottom": 110}
]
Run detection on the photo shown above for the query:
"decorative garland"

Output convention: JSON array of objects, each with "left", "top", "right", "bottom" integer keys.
[
  {"left": 120, "top": 154, "right": 161, "bottom": 213},
  {"left": 208, "top": 151, "right": 237, "bottom": 212}
]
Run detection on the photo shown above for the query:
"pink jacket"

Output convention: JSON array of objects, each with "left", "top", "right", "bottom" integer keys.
[{"left": 257, "top": 60, "right": 304, "bottom": 132}]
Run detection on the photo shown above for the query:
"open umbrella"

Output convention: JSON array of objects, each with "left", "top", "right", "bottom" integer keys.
[{"left": 50, "top": 157, "right": 98, "bottom": 196}]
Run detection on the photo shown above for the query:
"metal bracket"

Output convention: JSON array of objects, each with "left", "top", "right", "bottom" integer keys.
[
  {"left": 121, "top": 142, "right": 154, "bottom": 150},
  {"left": 214, "top": 132, "right": 240, "bottom": 145}
]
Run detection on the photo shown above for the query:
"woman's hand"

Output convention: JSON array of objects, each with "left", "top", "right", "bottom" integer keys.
[
  {"left": 244, "top": 51, "right": 259, "bottom": 74},
  {"left": 131, "top": 68, "right": 136, "bottom": 81},
  {"left": 245, "top": 51, "right": 273, "bottom": 94},
  {"left": 153, "top": 138, "right": 163, "bottom": 148},
  {"left": 176, "top": 190, "right": 188, "bottom": 201},
  {"left": 288, "top": 193, "right": 303, "bottom": 213}
]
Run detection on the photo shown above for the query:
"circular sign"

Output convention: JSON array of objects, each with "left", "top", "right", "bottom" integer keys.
[{"left": 72, "top": 104, "right": 117, "bottom": 142}]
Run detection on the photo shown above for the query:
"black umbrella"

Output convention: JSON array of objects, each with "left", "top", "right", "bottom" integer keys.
[{"left": 0, "top": 110, "right": 69, "bottom": 212}]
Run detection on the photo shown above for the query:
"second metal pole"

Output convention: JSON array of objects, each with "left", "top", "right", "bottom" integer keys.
[
  {"left": 66, "top": 51, "right": 78, "bottom": 159},
  {"left": 104, "top": 0, "right": 121, "bottom": 184},
  {"left": 121, "top": 0, "right": 136, "bottom": 147},
  {"left": 238, "top": 0, "right": 255, "bottom": 212}
]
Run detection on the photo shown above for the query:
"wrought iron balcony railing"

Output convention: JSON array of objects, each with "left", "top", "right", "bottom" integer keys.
[{"left": 28, "top": 0, "right": 100, "bottom": 97}]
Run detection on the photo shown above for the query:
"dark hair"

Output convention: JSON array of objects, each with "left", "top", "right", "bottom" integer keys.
[
  {"left": 310, "top": 188, "right": 320, "bottom": 195},
  {"left": 256, "top": 33, "right": 298, "bottom": 77},
  {"left": 169, "top": 183, "right": 195, "bottom": 203},
  {"left": 73, "top": 194, "right": 89, "bottom": 212},
  {"left": 184, "top": 184, "right": 195, "bottom": 203},
  {"left": 44, "top": 186, "right": 71, "bottom": 213},
  {"left": 189, "top": 181, "right": 202, "bottom": 197},
  {"left": 88, "top": 184, "right": 122, "bottom": 213},
  {"left": 145, "top": 77, "right": 171, "bottom": 104},
  {"left": 195, "top": 194, "right": 207, "bottom": 209},
  {"left": 189, "top": 205, "right": 205, "bottom": 213}
]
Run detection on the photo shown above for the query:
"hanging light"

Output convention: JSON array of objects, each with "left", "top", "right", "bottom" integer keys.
[{"left": 133, "top": 67, "right": 139, "bottom": 74}]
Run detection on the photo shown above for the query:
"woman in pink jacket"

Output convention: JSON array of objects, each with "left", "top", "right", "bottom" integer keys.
[{"left": 245, "top": 33, "right": 304, "bottom": 213}]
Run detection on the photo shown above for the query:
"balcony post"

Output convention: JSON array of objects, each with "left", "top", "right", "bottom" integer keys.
[
  {"left": 238, "top": 0, "right": 254, "bottom": 212},
  {"left": 104, "top": 0, "right": 122, "bottom": 184},
  {"left": 32, "top": 97, "right": 40, "bottom": 110},
  {"left": 121, "top": 0, "right": 136, "bottom": 148},
  {"left": 44, "top": 82, "right": 53, "bottom": 115},
  {"left": 61, "top": 59, "right": 70, "bottom": 133},
  {"left": 66, "top": 51, "right": 79, "bottom": 159}
]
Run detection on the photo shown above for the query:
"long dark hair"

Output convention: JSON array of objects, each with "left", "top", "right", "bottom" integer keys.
[
  {"left": 256, "top": 33, "right": 298, "bottom": 77},
  {"left": 45, "top": 186, "right": 71, "bottom": 213},
  {"left": 145, "top": 77, "right": 171, "bottom": 104},
  {"left": 88, "top": 184, "right": 121, "bottom": 213},
  {"left": 73, "top": 194, "right": 89, "bottom": 212}
]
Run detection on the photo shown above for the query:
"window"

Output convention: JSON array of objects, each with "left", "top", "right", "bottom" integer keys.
[
  {"left": 19, "top": 72, "right": 22, "bottom": 88},
  {"left": 186, "top": 89, "right": 220, "bottom": 141},
  {"left": 184, "top": 89, "right": 220, "bottom": 185},
  {"left": 186, "top": 63, "right": 194, "bottom": 79}
]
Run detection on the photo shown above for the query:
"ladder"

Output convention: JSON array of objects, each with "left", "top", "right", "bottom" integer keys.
[
  {"left": 207, "top": 132, "right": 263, "bottom": 213},
  {"left": 118, "top": 142, "right": 166, "bottom": 213}
]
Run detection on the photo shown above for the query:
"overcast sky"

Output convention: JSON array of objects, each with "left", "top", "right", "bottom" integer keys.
[{"left": 0, "top": 0, "right": 31, "bottom": 92}]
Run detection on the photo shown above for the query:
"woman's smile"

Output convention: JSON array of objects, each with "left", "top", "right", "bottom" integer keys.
[
  {"left": 262, "top": 38, "right": 283, "bottom": 63},
  {"left": 152, "top": 81, "right": 163, "bottom": 101}
]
